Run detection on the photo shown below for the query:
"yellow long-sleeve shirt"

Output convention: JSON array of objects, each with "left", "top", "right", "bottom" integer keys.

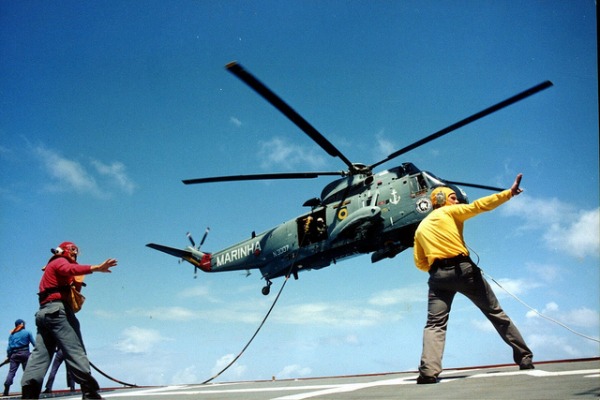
[{"left": 413, "top": 189, "right": 513, "bottom": 272}]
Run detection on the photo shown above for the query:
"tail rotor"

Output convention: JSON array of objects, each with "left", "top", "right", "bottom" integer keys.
[
  {"left": 186, "top": 227, "right": 210, "bottom": 278},
  {"left": 187, "top": 232, "right": 196, "bottom": 248}
]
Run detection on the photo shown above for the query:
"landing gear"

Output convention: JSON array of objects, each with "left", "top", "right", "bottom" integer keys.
[{"left": 262, "top": 279, "right": 272, "bottom": 296}]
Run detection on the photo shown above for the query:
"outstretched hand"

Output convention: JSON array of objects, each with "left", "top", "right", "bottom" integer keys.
[
  {"left": 511, "top": 173, "right": 523, "bottom": 197},
  {"left": 92, "top": 258, "right": 118, "bottom": 273}
]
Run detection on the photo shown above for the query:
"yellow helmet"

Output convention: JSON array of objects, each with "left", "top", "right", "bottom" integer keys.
[{"left": 430, "top": 187, "right": 456, "bottom": 208}]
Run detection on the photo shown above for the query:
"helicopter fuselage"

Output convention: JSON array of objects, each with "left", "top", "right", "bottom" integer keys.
[{"left": 148, "top": 163, "right": 467, "bottom": 293}]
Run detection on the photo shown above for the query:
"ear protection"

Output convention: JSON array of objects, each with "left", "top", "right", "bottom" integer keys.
[
  {"left": 50, "top": 242, "right": 78, "bottom": 260},
  {"left": 435, "top": 190, "right": 446, "bottom": 206},
  {"left": 431, "top": 187, "right": 456, "bottom": 208}
]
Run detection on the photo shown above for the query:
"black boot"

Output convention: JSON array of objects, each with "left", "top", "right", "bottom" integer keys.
[
  {"left": 21, "top": 382, "right": 42, "bottom": 399},
  {"left": 81, "top": 382, "right": 103, "bottom": 399},
  {"left": 81, "top": 391, "right": 103, "bottom": 399},
  {"left": 3, "top": 384, "right": 9, "bottom": 396}
]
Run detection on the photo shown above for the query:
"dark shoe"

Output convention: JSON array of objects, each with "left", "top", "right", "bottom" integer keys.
[
  {"left": 416, "top": 374, "right": 438, "bottom": 384},
  {"left": 520, "top": 361, "right": 535, "bottom": 370},
  {"left": 82, "top": 392, "right": 104, "bottom": 399},
  {"left": 21, "top": 382, "right": 42, "bottom": 399},
  {"left": 43, "top": 388, "right": 53, "bottom": 393}
]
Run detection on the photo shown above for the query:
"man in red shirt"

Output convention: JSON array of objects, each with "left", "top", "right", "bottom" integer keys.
[{"left": 21, "top": 242, "right": 117, "bottom": 399}]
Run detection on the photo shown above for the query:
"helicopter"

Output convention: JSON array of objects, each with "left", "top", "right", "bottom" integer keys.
[{"left": 147, "top": 62, "right": 552, "bottom": 295}]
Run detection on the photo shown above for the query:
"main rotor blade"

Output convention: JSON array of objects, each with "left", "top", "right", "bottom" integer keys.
[
  {"left": 443, "top": 180, "right": 505, "bottom": 192},
  {"left": 226, "top": 61, "right": 355, "bottom": 170},
  {"left": 370, "top": 80, "right": 553, "bottom": 170},
  {"left": 183, "top": 171, "right": 344, "bottom": 185}
]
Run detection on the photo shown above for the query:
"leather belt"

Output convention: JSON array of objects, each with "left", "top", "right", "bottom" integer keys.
[{"left": 431, "top": 254, "right": 471, "bottom": 270}]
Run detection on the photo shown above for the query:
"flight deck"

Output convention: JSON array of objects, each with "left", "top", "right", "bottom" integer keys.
[{"left": 5, "top": 358, "right": 598, "bottom": 400}]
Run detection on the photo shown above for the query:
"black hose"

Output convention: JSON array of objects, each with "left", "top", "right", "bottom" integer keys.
[
  {"left": 201, "top": 260, "right": 296, "bottom": 385},
  {"left": 90, "top": 361, "right": 138, "bottom": 387}
]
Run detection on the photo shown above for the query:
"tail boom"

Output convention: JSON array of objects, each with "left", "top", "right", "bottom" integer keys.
[{"left": 146, "top": 243, "right": 212, "bottom": 272}]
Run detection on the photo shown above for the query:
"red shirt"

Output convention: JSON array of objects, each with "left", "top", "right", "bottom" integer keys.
[{"left": 39, "top": 256, "right": 93, "bottom": 305}]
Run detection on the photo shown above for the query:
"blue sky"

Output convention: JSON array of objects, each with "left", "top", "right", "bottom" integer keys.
[{"left": 1, "top": 0, "right": 598, "bottom": 389}]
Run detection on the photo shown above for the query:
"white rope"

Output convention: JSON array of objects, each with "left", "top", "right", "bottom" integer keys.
[
  {"left": 483, "top": 270, "right": 600, "bottom": 344},
  {"left": 469, "top": 248, "right": 599, "bottom": 344}
]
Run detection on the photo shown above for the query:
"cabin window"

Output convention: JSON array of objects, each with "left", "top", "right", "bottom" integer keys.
[
  {"left": 297, "top": 209, "right": 328, "bottom": 247},
  {"left": 409, "top": 174, "right": 428, "bottom": 197}
]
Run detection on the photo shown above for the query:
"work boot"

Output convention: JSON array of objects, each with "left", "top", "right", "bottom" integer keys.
[
  {"left": 80, "top": 380, "right": 102, "bottom": 399},
  {"left": 416, "top": 374, "right": 438, "bottom": 384},
  {"left": 21, "top": 382, "right": 42, "bottom": 399},
  {"left": 82, "top": 391, "right": 103, "bottom": 399},
  {"left": 519, "top": 356, "right": 535, "bottom": 370}
]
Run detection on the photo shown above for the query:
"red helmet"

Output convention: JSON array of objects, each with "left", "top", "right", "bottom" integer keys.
[{"left": 52, "top": 241, "right": 79, "bottom": 262}]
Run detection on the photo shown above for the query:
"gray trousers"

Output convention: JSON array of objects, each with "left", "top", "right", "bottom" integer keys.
[
  {"left": 45, "top": 348, "right": 76, "bottom": 391},
  {"left": 21, "top": 301, "right": 99, "bottom": 397},
  {"left": 419, "top": 259, "right": 533, "bottom": 378}
]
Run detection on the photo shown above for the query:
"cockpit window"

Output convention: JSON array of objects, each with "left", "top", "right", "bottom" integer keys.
[
  {"left": 408, "top": 174, "right": 428, "bottom": 197},
  {"left": 421, "top": 171, "right": 446, "bottom": 187}
]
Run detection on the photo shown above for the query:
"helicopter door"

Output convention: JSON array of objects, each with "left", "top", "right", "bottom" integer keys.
[{"left": 297, "top": 209, "right": 328, "bottom": 247}]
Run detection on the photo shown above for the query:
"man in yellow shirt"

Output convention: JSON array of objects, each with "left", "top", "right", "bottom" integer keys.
[{"left": 413, "top": 173, "right": 533, "bottom": 384}]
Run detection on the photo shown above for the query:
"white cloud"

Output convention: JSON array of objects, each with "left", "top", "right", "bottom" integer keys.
[
  {"left": 137, "top": 295, "right": 407, "bottom": 327},
  {"left": 230, "top": 116, "right": 242, "bottom": 127},
  {"left": 320, "top": 334, "right": 361, "bottom": 347},
  {"left": 128, "top": 304, "right": 265, "bottom": 324},
  {"left": 543, "top": 302, "right": 560, "bottom": 312},
  {"left": 368, "top": 285, "right": 425, "bottom": 306},
  {"left": 471, "top": 318, "right": 495, "bottom": 333},
  {"left": 544, "top": 208, "right": 599, "bottom": 260},
  {"left": 34, "top": 146, "right": 101, "bottom": 196},
  {"left": 487, "top": 277, "right": 542, "bottom": 299},
  {"left": 258, "top": 137, "right": 327, "bottom": 171},
  {"left": 374, "top": 131, "right": 396, "bottom": 160},
  {"left": 273, "top": 302, "right": 393, "bottom": 327},
  {"left": 178, "top": 285, "right": 219, "bottom": 303},
  {"left": 524, "top": 262, "right": 562, "bottom": 284},
  {"left": 91, "top": 160, "right": 136, "bottom": 194},
  {"left": 502, "top": 195, "right": 599, "bottom": 259},
  {"left": 276, "top": 364, "right": 312, "bottom": 379},
  {"left": 171, "top": 365, "right": 200, "bottom": 384},
  {"left": 133, "top": 306, "right": 199, "bottom": 321},
  {"left": 527, "top": 333, "right": 583, "bottom": 358},
  {"left": 33, "top": 145, "right": 136, "bottom": 197},
  {"left": 526, "top": 302, "right": 599, "bottom": 329},
  {"left": 211, "top": 354, "right": 247, "bottom": 380},
  {"left": 562, "top": 307, "right": 600, "bottom": 328},
  {"left": 115, "top": 326, "right": 166, "bottom": 354}
]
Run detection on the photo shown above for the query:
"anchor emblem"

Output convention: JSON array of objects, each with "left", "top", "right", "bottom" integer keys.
[{"left": 389, "top": 189, "right": 400, "bottom": 205}]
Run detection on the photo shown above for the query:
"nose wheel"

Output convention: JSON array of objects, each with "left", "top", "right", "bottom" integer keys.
[{"left": 262, "top": 279, "right": 272, "bottom": 296}]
